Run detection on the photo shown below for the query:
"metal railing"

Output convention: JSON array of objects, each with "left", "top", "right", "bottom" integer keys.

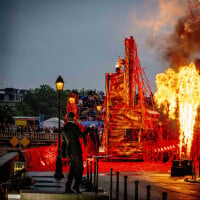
[{"left": 0, "top": 132, "right": 58, "bottom": 155}]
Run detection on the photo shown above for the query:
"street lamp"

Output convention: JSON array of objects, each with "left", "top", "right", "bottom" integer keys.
[
  {"left": 54, "top": 75, "right": 64, "bottom": 178},
  {"left": 69, "top": 97, "right": 75, "bottom": 104}
]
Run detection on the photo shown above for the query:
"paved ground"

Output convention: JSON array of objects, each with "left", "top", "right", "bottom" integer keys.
[
  {"left": 98, "top": 171, "right": 200, "bottom": 200},
  {"left": 7, "top": 161, "right": 200, "bottom": 200},
  {"left": 9, "top": 171, "right": 109, "bottom": 200}
]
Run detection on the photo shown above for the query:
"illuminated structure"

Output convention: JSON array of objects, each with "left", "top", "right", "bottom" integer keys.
[
  {"left": 65, "top": 92, "right": 78, "bottom": 123},
  {"left": 103, "top": 36, "right": 160, "bottom": 160},
  {"left": 21, "top": 37, "right": 179, "bottom": 172}
]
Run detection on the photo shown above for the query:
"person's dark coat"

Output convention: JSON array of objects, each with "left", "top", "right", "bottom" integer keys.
[
  {"left": 62, "top": 122, "right": 92, "bottom": 192},
  {"left": 62, "top": 122, "right": 86, "bottom": 166}
]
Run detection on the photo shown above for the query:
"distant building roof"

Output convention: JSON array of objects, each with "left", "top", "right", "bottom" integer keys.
[{"left": 13, "top": 116, "right": 39, "bottom": 120}]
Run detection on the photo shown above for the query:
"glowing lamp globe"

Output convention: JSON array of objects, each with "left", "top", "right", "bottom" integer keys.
[
  {"left": 56, "top": 76, "right": 64, "bottom": 91},
  {"left": 97, "top": 105, "right": 102, "bottom": 112},
  {"left": 69, "top": 97, "right": 75, "bottom": 104}
]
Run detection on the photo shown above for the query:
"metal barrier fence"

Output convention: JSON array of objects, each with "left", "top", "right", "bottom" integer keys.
[
  {"left": 0, "top": 131, "right": 58, "bottom": 146},
  {"left": 0, "top": 132, "right": 58, "bottom": 156}
]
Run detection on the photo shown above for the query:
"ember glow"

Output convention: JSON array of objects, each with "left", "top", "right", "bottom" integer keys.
[{"left": 155, "top": 63, "right": 200, "bottom": 158}]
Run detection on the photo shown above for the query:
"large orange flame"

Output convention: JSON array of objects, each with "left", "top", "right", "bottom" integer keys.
[{"left": 155, "top": 63, "right": 200, "bottom": 158}]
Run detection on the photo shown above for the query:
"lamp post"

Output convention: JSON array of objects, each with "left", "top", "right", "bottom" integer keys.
[{"left": 54, "top": 75, "right": 64, "bottom": 178}]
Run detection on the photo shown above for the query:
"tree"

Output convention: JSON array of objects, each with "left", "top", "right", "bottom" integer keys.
[
  {"left": 0, "top": 105, "right": 13, "bottom": 123},
  {"left": 21, "top": 85, "right": 71, "bottom": 120},
  {"left": 13, "top": 102, "right": 33, "bottom": 116},
  {"left": 0, "top": 85, "right": 101, "bottom": 123}
]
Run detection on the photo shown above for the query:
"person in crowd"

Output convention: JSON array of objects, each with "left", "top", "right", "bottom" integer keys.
[{"left": 62, "top": 111, "right": 94, "bottom": 194}]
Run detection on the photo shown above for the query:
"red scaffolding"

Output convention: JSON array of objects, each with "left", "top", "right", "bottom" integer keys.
[{"left": 102, "top": 36, "right": 165, "bottom": 161}]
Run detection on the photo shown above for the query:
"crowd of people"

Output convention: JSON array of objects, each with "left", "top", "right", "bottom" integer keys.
[
  {"left": 74, "top": 90, "right": 105, "bottom": 121},
  {"left": 0, "top": 90, "right": 105, "bottom": 133},
  {"left": 0, "top": 122, "right": 60, "bottom": 133},
  {"left": 0, "top": 122, "right": 14, "bottom": 132}
]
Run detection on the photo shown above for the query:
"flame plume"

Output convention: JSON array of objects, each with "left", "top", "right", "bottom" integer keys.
[{"left": 155, "top": 63, "right": 200, "bottom": 158}]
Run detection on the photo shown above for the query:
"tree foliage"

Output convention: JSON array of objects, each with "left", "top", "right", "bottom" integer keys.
[
  {"left": 0, "top": 105, "right": 13, "bottom": 123},
  {"left": 22, "top": 84, "right": 71, "bottom": 120},
  {"left": 0, "top": 85, "right": 100, "bottom": 123}
]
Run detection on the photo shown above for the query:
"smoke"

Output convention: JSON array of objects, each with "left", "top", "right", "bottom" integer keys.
[
  {"left": 149, "top": 0, "right": 200, "bottom": 69},
  {"left": 153, "top": 0, "right": 188, "bottom": 36},
  {"left": 164, "top": 15, "right": 200, "bottom": 69},
  {"left": 195, "top": 58, "right": 200, "bottom": 71}
]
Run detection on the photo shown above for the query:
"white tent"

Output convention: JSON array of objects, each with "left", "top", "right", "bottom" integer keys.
[{"left": 42, "top": 117, "right": 64, "bottom": 129}]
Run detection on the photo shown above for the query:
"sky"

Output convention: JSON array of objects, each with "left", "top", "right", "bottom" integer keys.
[{"left": 0, "top": 0, "right": 190, "bottom": 93}]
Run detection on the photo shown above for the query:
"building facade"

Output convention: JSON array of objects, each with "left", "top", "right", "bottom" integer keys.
[{"left": 0, "top": 88, "right": 27, "bottom": 106}]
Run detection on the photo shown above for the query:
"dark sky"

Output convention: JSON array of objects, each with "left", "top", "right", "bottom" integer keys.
[{"left": 0, "top": 0, "right": 188, "bottom": 92}]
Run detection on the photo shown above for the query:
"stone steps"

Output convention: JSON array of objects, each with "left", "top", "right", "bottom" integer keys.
[{"left": 20, "top": 192, "right": 109, "bottom": 200}]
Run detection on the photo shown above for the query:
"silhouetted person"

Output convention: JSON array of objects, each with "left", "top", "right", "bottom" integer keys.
[{"left": 62, "top": 112, "right": 93, "bottom": 193}]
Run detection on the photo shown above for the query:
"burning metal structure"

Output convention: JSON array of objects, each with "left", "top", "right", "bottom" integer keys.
[
  {"left": 20, "top": 36, "right": 200, "bottom": 172},
  {"left": 102, "top": 36, "right": 161, "bottom": 161}
]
